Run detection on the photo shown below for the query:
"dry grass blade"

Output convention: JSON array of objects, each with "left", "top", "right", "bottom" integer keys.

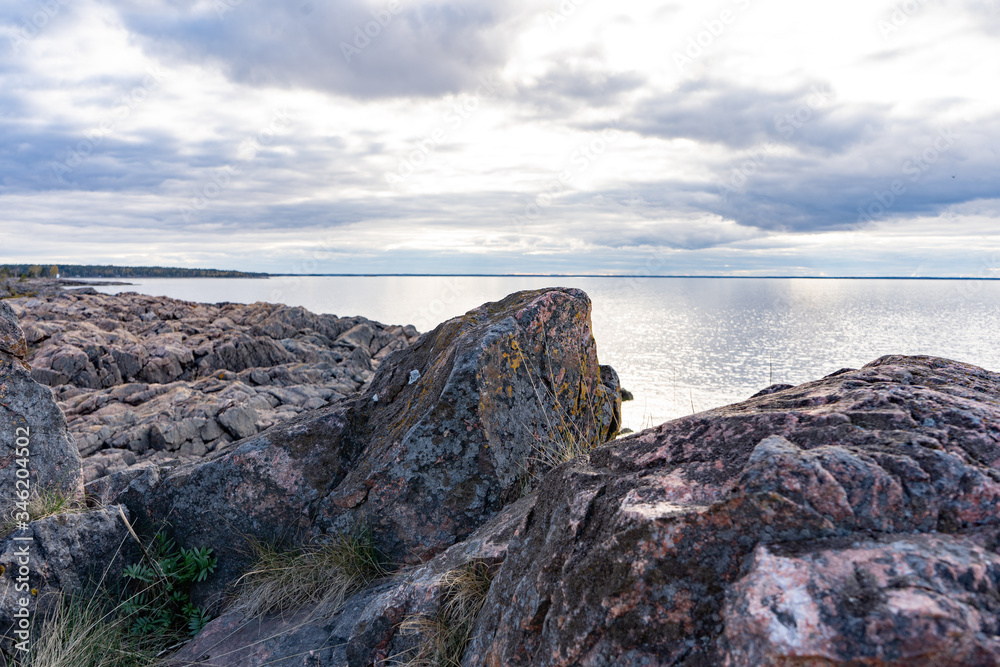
[
  {"left": 512, "top": 333, "right": 611, "bottom": 488},
  {"left": 15, "top": 593, "right": 158, "bottom": 667},
  {"left": 396, "top": 560, "right": 496, "bottom": 667},
  {"left": 28, "top": 486, "right": 86, "bottom": 522},
  {"left": 233, "top": 530, "right": 390, "bottom": 619}
]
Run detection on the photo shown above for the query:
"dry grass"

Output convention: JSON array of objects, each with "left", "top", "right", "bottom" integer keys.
[
  {"left": 28, "top": 485, "right": 87, "bottom": 521},
  {"left": 12, "top": 594, "right": 158, "bottom": 667},
  {"left": 1, "top": 485, "right": 86, "bottom": 540},
  {"left": 232, "top": 529, "right": 390, "bottom": 619},
  {"left": 396, "top": 560, "right": 495, "bottom": 667},
  {"left": 512, "top": 335, "right": 613, "bottom": 488}
]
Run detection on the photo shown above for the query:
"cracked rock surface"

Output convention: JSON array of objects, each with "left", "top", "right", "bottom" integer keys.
[{"left": 6, "top": 286, "right": 419, "bottom": 482}]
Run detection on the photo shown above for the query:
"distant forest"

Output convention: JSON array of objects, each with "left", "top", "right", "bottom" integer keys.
[{"left": 0, "top": 264, "right": 268, "bottom": 279}]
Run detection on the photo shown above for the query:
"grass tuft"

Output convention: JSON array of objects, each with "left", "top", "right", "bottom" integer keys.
[
  {"left": 28, "top": 486, "right": 86, "bottom": 522},
  {"left": 512, "top": 336, "right": 614, "bottom": 490},
  {"left": 233, "top": 528, "right": 390, "bottom": 619},
  {"left": 1, "top": 485, "right": 86, "bottom": 540},
  {"left": 13, "top": 593, "right": 158, "bottom": 667},
  {"left": 396, "top": 560, "right": 496, "bottom": 667}
]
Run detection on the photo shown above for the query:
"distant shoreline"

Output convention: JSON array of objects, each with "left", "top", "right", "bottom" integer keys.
[{"left": 14, "top": 271, "right": 999, "bottom": 281}]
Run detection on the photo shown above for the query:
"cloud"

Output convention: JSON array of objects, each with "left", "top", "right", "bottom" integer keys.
[
  {"left": 112, "top": 0, "right": 529, "bottom": 98},
  {"left": 619, "top": 79, "right": 882, "bottom": 152},
  {"left": 1, "top": 0, "right": 998, "bottom": 277},
  {"left": 708, "top": 115, "right": 1000, "bottom": 232}
]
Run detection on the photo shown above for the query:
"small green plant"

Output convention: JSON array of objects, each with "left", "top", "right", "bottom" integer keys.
[
  {"left": 234, "top": 527, "right": 390, "bottom": 618},
  {"left": 121, "top": 533, "right": 217, "bottom": 640},
  {"left": 396, "top": 560, "right": 496, "bottom": 666}
]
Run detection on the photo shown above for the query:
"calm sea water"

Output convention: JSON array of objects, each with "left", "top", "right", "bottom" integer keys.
[{"left": 89, "top": 277, "right": 1000, "bottom": 431}]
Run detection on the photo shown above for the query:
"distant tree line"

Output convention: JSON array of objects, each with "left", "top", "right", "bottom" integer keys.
[{"left": 0, "top": 264, "right": 268, "bottom": 279}]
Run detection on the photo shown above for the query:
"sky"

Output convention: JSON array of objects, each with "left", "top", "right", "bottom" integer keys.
[{"left": 1, "top": 0, "right": 999, "bottom": 276}]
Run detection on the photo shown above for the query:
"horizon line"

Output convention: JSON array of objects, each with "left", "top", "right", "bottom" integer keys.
[{"left": 262, "top": 274, "right": 1000, "bottom": 280}]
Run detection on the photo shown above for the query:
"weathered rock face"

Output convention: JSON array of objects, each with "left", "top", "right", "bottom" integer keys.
[
  {"left": 0, "top": 301, "right": 28, "bottom": 361},
  {"left": 312, "top": 287, "right": 621, "bottom": 560},
  {"left": 724, "top": 534, "right": 1000, "bottom": 666},
  {"left": 12, "top": 279, "right": 998, "bottom": 667},
  {"left": 466, "top": 355, "right": 1000, "bottom": 666},
  {"left": 7, "top": 288, "right": 419, "bottom": 481},
  {"left": 0, "top": 506, "right": 138, "bottom": 648},
  {"left": 0, "top": 302, "right": 82, "bottom": 506},
  {"left": 103, "top": 288, "right": 621, "bottom": 599},
  {"left": 163, "top": 496, "right": 534, "bottom": 667}
]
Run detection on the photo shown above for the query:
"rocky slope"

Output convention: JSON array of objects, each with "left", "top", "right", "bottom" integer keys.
[
  {"left": 2, "top": 287, "right": 1000, "bottom": 666},
  {"left": 159, "top": 352, "right": 1000, "bottom": 667},
  {"left": 5, "top": 283, "right": 418, "bottom": 482},
  {"left": 466, "top": 355, "right": 1000, "bottom": 665},
  {"left": 89, "top": 288, "right": 621, "bottom": 598}
]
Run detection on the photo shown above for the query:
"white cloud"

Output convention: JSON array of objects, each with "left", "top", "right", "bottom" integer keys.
[{"left": 0, "top": 0, "right": 998, "bottom": 275}]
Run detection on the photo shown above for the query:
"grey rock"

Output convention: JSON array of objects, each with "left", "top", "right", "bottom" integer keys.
[
  {"left": 200, "top": 418, "right": 224, "bottom": 442},
  {"left": 335, "top": 322, "right": 375, "bottom": 351},
  {"left": 750, "top": 382, "right": 795, "bottom": 398},
  {"left": 7, "top": 288, "right": 418, "bottom": 477},
  {"left": 105, "top": 288, "right": 620, "bottom": 603},
  {"left": 0, "top": 306, "right": 82, "bottom": 507},
  {"left": 0, "top": 506, "right": 138, "bottom": 647},
  {"left": 163, "top": 496, "right": 534, "bottom": 667},
  {"left": 217, "top": 405, "right": 258, "bottom": 440},
  {"left": 0, "top": 302, "right": 27, "bottom": 359},
  {"left": 465, "top": 355, "right": 1000, "bottom": 665}
]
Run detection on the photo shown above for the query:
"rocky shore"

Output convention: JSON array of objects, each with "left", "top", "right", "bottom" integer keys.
[
  {"left": 4, "top": 280, "right": 418, "bottom": 483},
  {"left": 2, "top": 282, "right": 1000, "bottom": 665}
]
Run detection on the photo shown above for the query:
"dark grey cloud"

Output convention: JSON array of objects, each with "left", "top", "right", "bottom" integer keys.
[
  {"left": 112, "top": 0, "right": 527, "bottom": 98},
  {"left": 619, "top": 79, "right": 884, "bottom": 152},
  {"left": 581, "top": 115, "right": 1000, "bottom": 236}
]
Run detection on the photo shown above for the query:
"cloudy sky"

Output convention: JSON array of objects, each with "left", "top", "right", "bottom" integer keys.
[{"left": 1, "top": 0, "right": 999, "bottom": 275}]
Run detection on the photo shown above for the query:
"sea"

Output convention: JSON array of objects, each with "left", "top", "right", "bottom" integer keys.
[{"left": 89, "top": 276, "right": 1000, "bottom": 432}]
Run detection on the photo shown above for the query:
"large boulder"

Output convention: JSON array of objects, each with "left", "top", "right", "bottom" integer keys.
[
  {"left": 0, "top": 302, "right": 82, "bottom": 506},
  {"left": 466, "top": 355, "right": 1000, "bottom": 665},
  {"left": 101, "top": 288, "right": 621, "bottom": 599},
  {"left": 0, "top": 301, "right": 28, "bottom": 360}
]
